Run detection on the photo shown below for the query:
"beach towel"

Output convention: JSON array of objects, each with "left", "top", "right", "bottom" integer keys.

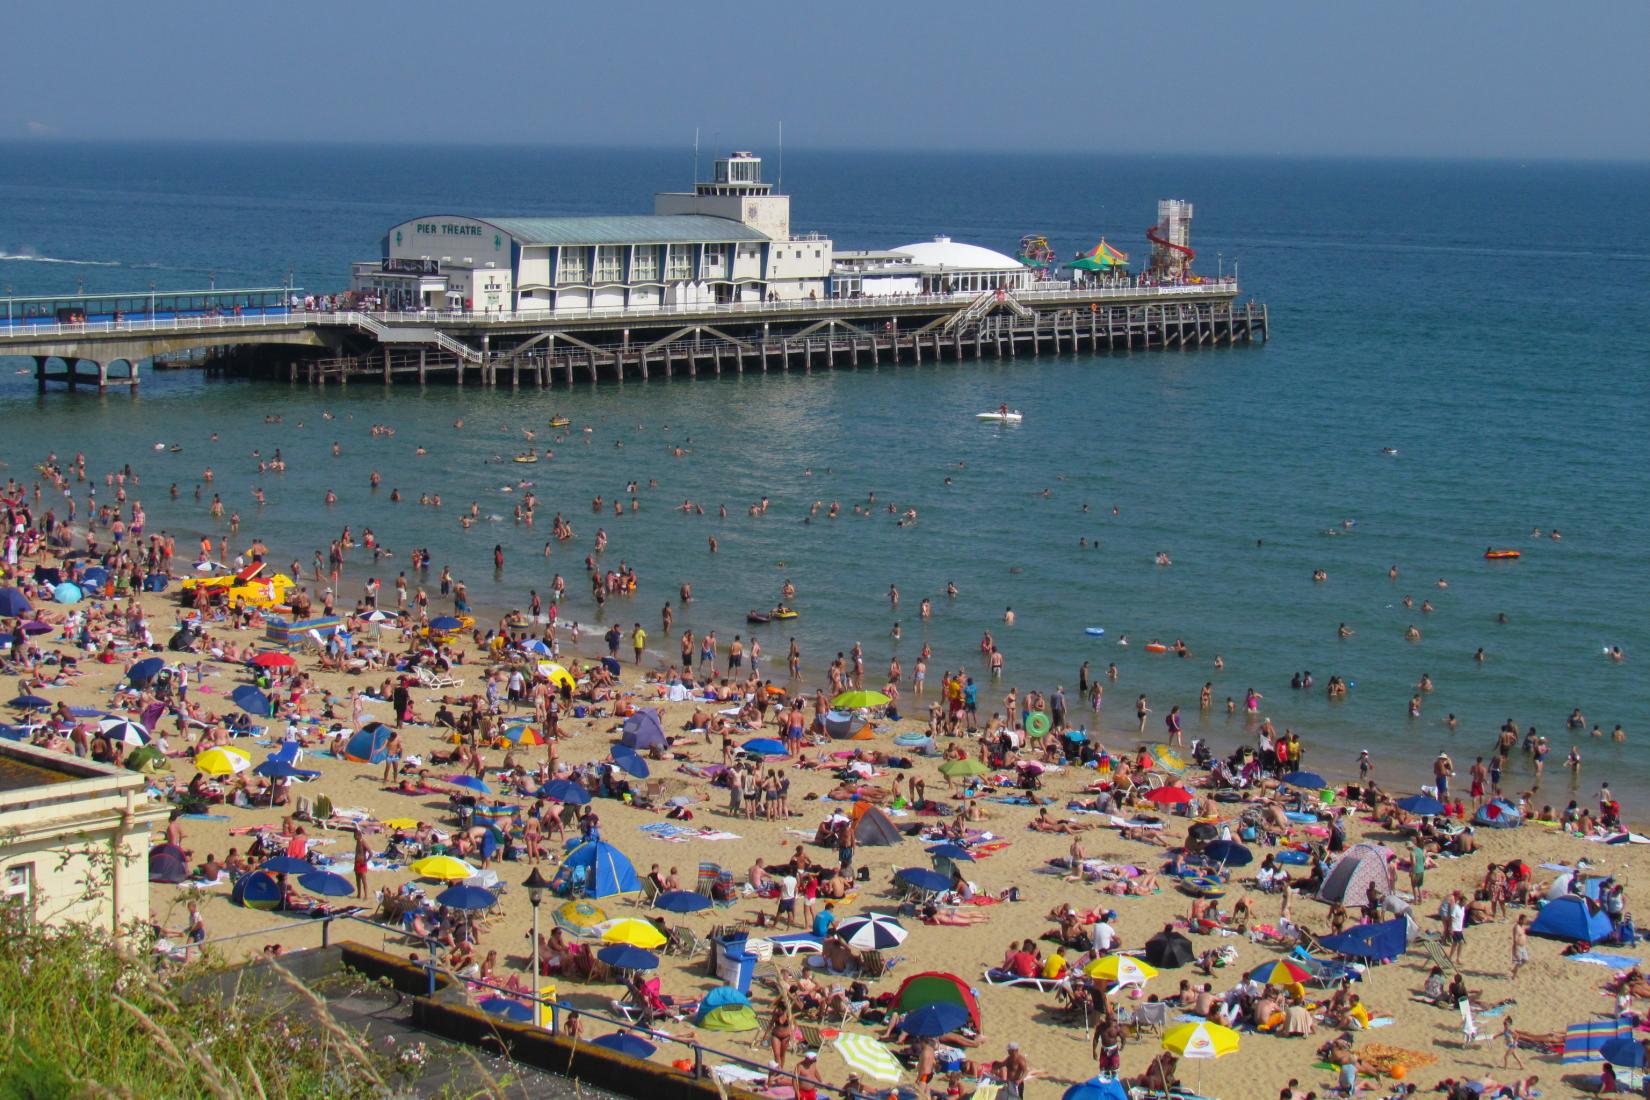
[
  {"left": 183, "top": 813, "right": 230, "bottom": 821},
  {"left": 1562, "top": 1016, "right": 1632, "bottom": 1063},
  {"left": 1570, "top": 952, "right": 1643, "bottom": 968}
]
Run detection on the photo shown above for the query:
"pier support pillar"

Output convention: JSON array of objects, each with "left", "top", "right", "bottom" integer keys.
[{"left": 418, "top": 348, "right": 427, "bottom": 383}]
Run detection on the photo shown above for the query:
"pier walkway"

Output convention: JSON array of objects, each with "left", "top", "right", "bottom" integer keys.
[{"left": 0, "top": 280, "right": 1265, "bottom": 391}]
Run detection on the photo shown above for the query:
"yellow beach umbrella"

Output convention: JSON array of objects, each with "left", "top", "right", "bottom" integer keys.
[
  {"left": 410, "top": 855, "right": 477, "bottom": 882},
  {"left": 600, "top": 917, "right": 668, "bottom": 949},
  {"left": 1083, "top": 954, "right": 1159, "bottom": 986},
  {"left": 193, "top": 746, "right": 251, "bottom": 777},
  {"left": 1149, "top": 745, "right": 1187, "bottom": 773},
  {"left": 553, "top": 899, "right": 607, "bottom": 935},
  {"left": 1162, "top": 1021, "right": 1240, "bottom": 1060},
  {"left": 538, "top": 662, "right": 577, "bottom": 690}
]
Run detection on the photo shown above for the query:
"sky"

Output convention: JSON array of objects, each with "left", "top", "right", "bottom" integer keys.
[{"left": 8, "top": 1, "right": 1648, "bottom": 161}]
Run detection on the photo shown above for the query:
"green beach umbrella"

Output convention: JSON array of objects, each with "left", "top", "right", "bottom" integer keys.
[
  {"left": 832, "top": 690, "right": 891, "bottom": 709},
  {"left": 938, "top": 758, "right": 988, "bottom": 777}
]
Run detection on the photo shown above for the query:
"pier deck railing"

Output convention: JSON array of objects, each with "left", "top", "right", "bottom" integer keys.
[{"left": 1, "top": 278, "right": 1240, "bottom": 341}]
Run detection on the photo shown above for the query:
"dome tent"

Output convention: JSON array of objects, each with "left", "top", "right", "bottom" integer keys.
[
  {"left": 551, "top": 839, "right": 641, "bottom": 899},
  {"left": 342, "top": 722, "right": 394, "bottom": 763},
  {"left": 849, "top": 804, "right": 903, "bottom": 847},
  {"left": 232, "top": 870, "right": 283, "bottom": 910},
  {"left": 1474, "top": 799, "right": 1522, "bottom": 828},
  {"left": 1530, "top": 895, "right": 1613, "bottom": 944},
  {"left": 620, "top": 710, "right": 666, "bottom": 751},
  {"left": 895, "top": 971, "right": 981, "bottom": 1029},
  {"left": 1317, "top": 843, "right": 1394, "bottom": 906}
]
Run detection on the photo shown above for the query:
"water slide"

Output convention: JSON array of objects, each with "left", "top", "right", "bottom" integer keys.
[{"left": 1146, "top": 225, "right": 1195, "bottom": 264}]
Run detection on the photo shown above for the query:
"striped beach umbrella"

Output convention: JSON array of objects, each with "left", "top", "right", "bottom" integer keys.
[
  {"left": 1247, "top": 959, "right": 1312, "bottom": 986},
  {"left": 1162, "top": 1021, "right": 1240, "bottom": 1060},
  {"left": 99, "top": 718, "right": 151, "bottom": 747},
  {"left": 834, "top": 1033, "right": 902, "bottom": 1082},
  {"left": 835, "top": 914, "right": 908, "bottom": 950},
  {"left": 193, "top": 746, "right": 252, "bottom": 777},
  {"left": 1148, "top": 745, "right": 1187, "bottom": 773},
  {"left": 502, "top": 722, "right": 544, "bottom": 746},
  {"left": 1082, "top": 954, "right": 1158, "bottom": 986}
]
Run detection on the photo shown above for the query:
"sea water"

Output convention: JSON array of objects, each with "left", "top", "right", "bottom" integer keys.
[{"left": 2, "top": 144, "right": 1647, "bottom": 801}]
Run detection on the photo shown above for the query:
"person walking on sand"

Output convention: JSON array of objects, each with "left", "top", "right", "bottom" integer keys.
[
  {"left": 1501, "top": 1017, "right": 1527, "bottom": 1070},
  {"left": 352, "top": 828, "right": 372, "bottom": 900},
  {"left": 1511, "top": 914, "right": 1529, "bottom": 979}
]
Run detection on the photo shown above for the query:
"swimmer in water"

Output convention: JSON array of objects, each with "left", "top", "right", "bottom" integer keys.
[{"left": 1338, "top": 623, "right": 1354, "bottom": 637}]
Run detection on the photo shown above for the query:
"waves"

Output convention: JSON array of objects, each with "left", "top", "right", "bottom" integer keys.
[{"left": 0, "top": 251, "right": 121, "bottom": 267}]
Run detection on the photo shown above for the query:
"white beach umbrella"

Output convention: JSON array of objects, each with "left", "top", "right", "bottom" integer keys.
[{"left": 834, "top": 1033, "right": 902, "bottom": 1082}]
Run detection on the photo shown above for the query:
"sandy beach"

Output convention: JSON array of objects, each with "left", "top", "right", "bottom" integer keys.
[{"left": 7, "top": 555, "right": 1645, "bottom": 1100}]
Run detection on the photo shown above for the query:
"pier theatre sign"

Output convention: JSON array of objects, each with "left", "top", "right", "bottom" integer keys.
[{"left": 416, "top": 222, "right": 484, "bottom": 238}]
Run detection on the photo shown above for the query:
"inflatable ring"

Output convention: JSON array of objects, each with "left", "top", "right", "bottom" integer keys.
[
  {"left": 894, "top": 732, "right": 930, "bottom": 746},
  {"left": 1085, "top": 627, "right": 1105, "bottom": 636},
  {"left": 1025, "top": 712, "right": 1052, "bottom": 737},
  {"left": 1182, "top": 875, "right": 1226, "bottom": 898}
]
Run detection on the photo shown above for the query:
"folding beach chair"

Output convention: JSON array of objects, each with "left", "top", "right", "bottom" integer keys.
[
  {"left": 859, "top": 949, "right": 903, "bottom": 981},
  {"left": 1130, "top": 1000, "right": 1168, "bottom": 1038},
  {"left": 1415, "top": 933, "right": 1461, "bottom": 976}
]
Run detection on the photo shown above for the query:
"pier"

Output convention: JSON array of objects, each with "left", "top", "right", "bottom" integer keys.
[{"left": 0, "top": 281, "right": 1266, "bottom": 392}]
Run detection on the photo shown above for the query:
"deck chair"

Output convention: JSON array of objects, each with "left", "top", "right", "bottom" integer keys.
[
  {"left": 1414, "top": 934, "right": 1461, "bottom": 976},
  {"left": 666, "top": 925, "right": 706, "bottom": 958},
  {"left": 1130, "top": 1000, "right": 1168, "bottom": 1037},
  {"left": 1458, "top": 998, "right": 1482, "bottom": 1046},
  {"left": 634, "top": 878, "right": 660, "bottom": 908},
  {"left": 970, "top": 1084, "right": 1002, "bottom": 1100},
  {"left": 859, "top": 950, "right": 902, "bottom": 980},
  {"left": 981, "top": 968, "right": 1063, "bottom": 991},
  {"left": 797, "top": 1022, "right": 825, "bottom": 1051}
]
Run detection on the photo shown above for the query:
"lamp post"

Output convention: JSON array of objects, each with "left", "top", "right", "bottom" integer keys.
[
  {"left": 1218, "top": 252, "right": 1224, "bottom": 279},
  {"left": 4, "top": 285, "right": 11, "bottom": 328},
  {"left": 149, "top": 282, "right": 156, "bottom": 319},
  {"left": 523, "top": 865, "right": 551, "bottom": 990}
]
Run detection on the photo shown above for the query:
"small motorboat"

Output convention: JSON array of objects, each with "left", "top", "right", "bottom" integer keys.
[
  {"left": 975, "top": 410, "right": 1023, "bottom": 423},
  {"left": 1483, "top": 548, "right": 1521, "bottom": 560}
]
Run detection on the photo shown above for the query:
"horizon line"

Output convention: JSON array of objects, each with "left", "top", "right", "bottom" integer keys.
[{"left": 2, "top": 136, "right": 1647, "bottom": 166}]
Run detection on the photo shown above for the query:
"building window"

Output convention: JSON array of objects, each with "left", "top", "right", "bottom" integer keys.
[
  {"left": 666, "top": 245, "right": 694, "bottom": 281},
  {"left": 4, "top": 864, "right": 32, "bottom": 912},
  {"left": 594, "top": 245, "right": 623, "bottom": 283},
  {"left": 701, "top": 245, "right": 724, "bottom": 275},
  {"left": 631, "top": 246, "right": 659, "bottom": 282},
  {"left": 557, "top": 247, "right": 588, "bottom": 285}
]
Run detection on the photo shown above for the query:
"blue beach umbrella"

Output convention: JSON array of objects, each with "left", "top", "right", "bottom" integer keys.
[
  {"left": 8, "top": 695, "right": 51, "bottom": 710},
  {"left": 79, "top": 567, "right": 109, "bottom": 586},
  {"left": 835, "top": 914, "right": 909, "bottom": 950},
  {"left": 1064, "top": 1078, "right": 1131, "bottom": 1100},
  {"left": 1601, "top": 1034, "right": 1649, "bottom": 1069},
  {"left": 610, "top": 750, "right": 649, "bottom": 779},
  {"left": 523, "top": 639, "right": 552, "bottom": 656},
  {"left": 100, "top": 719, "right": 151, "bottom": 747},
  {"left": 298, "top": 871, "right": 355, "bottom": 898},
  {"left": 258, "top": 856, "right": 315, "bottom": 875},
  {"left": 53, "top": 582, "right": 83, "bottom": 605},
  {"left": 742, "top": 737, "right": 787, "bottom": 756},
  {"left": 896, "top": 867, "right": 951, "bottom": 893},
  {"left": 253, "top": 759, "right": 304, "bottom": 779},
  {"left": 538, "top": 779, "right": 591, "bottom": 804},
  {"left": 1395, "top": 794, "right": 1447, "bottom": 816},
  {"left": 0, "top": 588, "right": 32, "bottom": 617},
  {"left": 896, "top": 1001, "right": 969, "bottom": 1038},
  {"left": 478, "top": 997, "right": 535, "bottom": 1023},
  {"left": 1202, "top": 840, "right": 1253, "bottom": 867},
  {"left": 596, "top": 944, "right": 659, "bottom": 971},
  {"left": 435, "top": 884, "right": 499, "bottom": 911},
  {"left": 445, "top": 775, "right": 492, "bottom": 795},
  {"left": 1281, "top": 771, "right": 1328, "bottom": 790},
  {"left": 655, "top": 890, "right": 712, "bottom": 914},
  {"left": 590, "top": 1031, "right": 657, "bottom": 1058},
  {"left": 429, "top": 615, "right": 462, "bottom": 631},
  {"left": 231, "top": 685, "right": 273, "bottom": 716},
  {"left": 925, "top": 843, "right": 975, "bottom": 862},
  {"left": 127, "top": 657, "right": 166, "bottom": 685},
  {"left": 1317, "top": 918, "right": 1408, "bottom": 961}
]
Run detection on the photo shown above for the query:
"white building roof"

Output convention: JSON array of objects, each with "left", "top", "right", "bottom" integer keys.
[{"left": 890, "top": 236, "right": 1022, "bottom": 272}]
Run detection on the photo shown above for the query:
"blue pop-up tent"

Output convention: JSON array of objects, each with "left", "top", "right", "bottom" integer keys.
[
  {"left": 1474, "top": 799, "right": 1522, "bottom": 828},
  {"left": 1530, "top": 895, "right": 1613, "bottom": 943},
  {"left": 232, "top": 870, "right": 283, "bottom": 910},
  {"left": 342, "top": 722, "right": 393, "bottom": 763},
  {"left": 619, "top": 710, "right": 666, "bottom": 750},
  {"left": 551, "top": 839, "right": 641, "bottom": 898}
]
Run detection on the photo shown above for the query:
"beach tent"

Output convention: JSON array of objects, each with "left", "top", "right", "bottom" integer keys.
[
  {"left": 1563, "top": 1017, "right": 1633, "bottom": 1064},
  {"left": 849, "top": 804, "right": 903, "bottom": 847},
  {"left": 697, "top": 1003, "right": 759, "bottom": 1031},
  {"left": 552, "top": 840, "right": 641, "bottom": 899},
  {"left": 1316, "top": 917, "right": 1409, "bottom": 961},
  {"left": 1530, "top": 895, "right": 1613, "bottom": 944},
  {"left": 342, "top": 722, "right": 393, "bottom": 763},
  {"left": 1317, "top": 843, "right": 1394, "bottom": 906},
  {"left": 148, "top": 843, "right": 189, "bottom": 884},
  {"left": 1474, "top": 799, "right": 1522, "bottom": 828},
  {"left": 619, "top": 710, "right": 666, "bottom": 751},
  {"left": 0, "top": 588, "right": 31, "bottom": 617},
  {"left": 895, "top": 971, "right": 982, "bottom": 1029},
  {"left": 231, "top": 870, "right": 283, "bottom": 910},
  {"left": 1547, "top": 873, "right": 1606, "bottom": 902},
  {"left": 80, "top": 567, "right": 109, "bottom": 587},
  {"left": 826, "top": 712, "right": 871, "bottom": 739},
  {"left": 124, "top": 745, "right": 167, "bottom": 774},
  {"left": 1144, "top": 929, "right": 1195, "bottom": 969}
]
